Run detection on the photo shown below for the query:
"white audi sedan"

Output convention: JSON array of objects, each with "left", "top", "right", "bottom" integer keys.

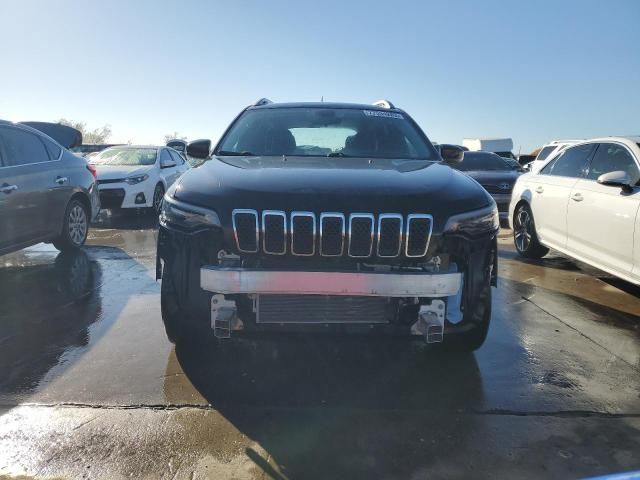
[
  {"left": 91, "top": 146, "right": 189, "bottom": 213},
  {"left": 509, "top": 136, "right": 640, "bottom": 285}
]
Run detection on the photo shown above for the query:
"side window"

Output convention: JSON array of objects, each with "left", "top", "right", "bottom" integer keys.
[
  {"left": 540, "top": 144, "right": 595, "bottom": 178},
  {"left": 41, "top": 136, "right": 62, "bottom": 160},
  {"left": 0, "top": 126, "right": 50, "bottom": 167},
  {"left": 587, "top": 143, "right": 640, "bottom": 184},
  {"left": 170, "top": 150, "right": 184, "bottom": 164},
  {"left": 160, "top": 149, "right": 173, "bottom": 166}
]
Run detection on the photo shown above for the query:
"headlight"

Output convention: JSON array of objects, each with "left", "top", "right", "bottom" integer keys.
[
  {"left": 159, "top": 195, "right": 221, "bottom": 232},
  {"left": 125, "top": 174, "right": 149, "bottom": 185},
  {"left": 444, "top": 203, "right": 499, "bottom": 237}
]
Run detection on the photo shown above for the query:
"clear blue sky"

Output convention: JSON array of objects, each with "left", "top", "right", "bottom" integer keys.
[{"left": 1, "top": 0, "right": 639, "bottom": 153}]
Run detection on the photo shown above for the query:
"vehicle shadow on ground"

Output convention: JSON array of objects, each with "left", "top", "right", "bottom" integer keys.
[
  {"left": 0, "top": 243, "right": 156, "bottom": 405},
  {"left": 498, "top": 247, "right": 582, "bottom": 272},
  {"left": 169, "top": 338, "right": 485, "bottom": 478},
  {"left": 499, "top": 246, "right": 640, "bottom": 321},
  {"left": 0, "top": 249, "right": 103, "bottom": 398},
  {"left": 92, "top": 209, "right": 158, "bottom": 231}
]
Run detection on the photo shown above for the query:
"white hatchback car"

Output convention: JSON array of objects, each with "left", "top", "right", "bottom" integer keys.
[
  {"left": 509, "top": 136, "right": 640, "bottom": 285},
  {"left": 91, "top": 146, "right": 189, "bottom": 213}
]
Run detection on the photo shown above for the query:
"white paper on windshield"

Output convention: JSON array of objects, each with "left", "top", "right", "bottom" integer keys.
[{"left": 363, "top": 110, "right": 404, "bottom": 119}]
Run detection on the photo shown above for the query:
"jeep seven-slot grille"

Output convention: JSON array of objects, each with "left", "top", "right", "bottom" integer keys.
[{"left": 232, "top": 210, "right": 432, "bottom": 258}]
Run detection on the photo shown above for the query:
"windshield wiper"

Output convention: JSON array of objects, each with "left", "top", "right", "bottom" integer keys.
[
  {"left": 217, "top": 150, "right": 255, "bottom": 156},
  {"left": 327, "top": 152, "right": 352, "bottom": 157}
]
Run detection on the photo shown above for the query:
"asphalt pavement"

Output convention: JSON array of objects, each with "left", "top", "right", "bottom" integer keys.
[{"left": 0, "top": 210, "right": 639, "bottom": 479}]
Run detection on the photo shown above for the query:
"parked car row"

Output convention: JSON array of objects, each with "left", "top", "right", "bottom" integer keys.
[
  {"left": 0, "top": 121, "right": 100, "bottom": 255},
  {"left": 0, "top": 121, "right": 192, "bottom": 256},
  {"left": 89, "top": 146, "right": 190, "bottom": 213},
  {"left": 450, "top": 151, "right": 523, "bottom": 221},
  {"left": 3, "top": 108, "right": 639, "bottom": 353},
  {"left": 509, "top": 136, "right": 640, "bottom": 284}
]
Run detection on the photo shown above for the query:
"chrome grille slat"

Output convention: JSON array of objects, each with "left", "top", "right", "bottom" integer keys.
[
  {"left": 377, "top": 214, "right": 403, "bottom": 258},
  {"left": 405, "top": 214, "right": 433, "bottom": 257},
  {"left": 232, "top": 209, "right": 259, "bottom": 253},
  {"left": 262, "top": 210, "right": 287, "bottom": 255},
  {"left": 291, "top": 211, "right": 316, "bottom": 256},
  {"left": 320, "top": 212, "right": 345, "bottom": 257},
  {"left": 348, "top": 213, "right": 374, "bottom": 258},
  {"left": 232, "top": 210, "right": 431, "bottom": 258}
]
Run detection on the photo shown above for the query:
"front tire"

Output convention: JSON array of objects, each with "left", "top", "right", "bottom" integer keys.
[
  {"left": 513, "top": 203, "right": 549, "bottom": 259},
  {"left": 152, "top": 183, "right": 165, "bottom": 214},
  {"left": 53, "top": 199, "right": 89, "bottom": 252},
  {"left": 161, "top": 259, "right": 185, "bottom": 344},
  {"left": 440, "top": 279, "right": 492, "bottom": 352}
]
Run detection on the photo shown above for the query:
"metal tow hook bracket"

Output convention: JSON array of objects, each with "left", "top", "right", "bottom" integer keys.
[
  {"left": 211, "top": 294, "right": 239, "bottom": 339},
  {"left": 411, "top": 300, "right": 446, "bottom": 344}
]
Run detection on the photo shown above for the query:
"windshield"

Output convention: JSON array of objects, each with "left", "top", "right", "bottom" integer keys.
[
  {"left": 455, "top": 152, "right": 513, "bottom": 171},
  {"left": 216, "top": 107, "right": 438, "bottom": 160},
  {"left": 91, "top": 147, "right": 157, "bottom": 166}
]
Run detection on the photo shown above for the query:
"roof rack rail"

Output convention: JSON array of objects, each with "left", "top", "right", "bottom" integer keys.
[
  {"left": 372, "top": 99, "right": 395, "bottom": 109},
  {"left": 253, "top": 98, "right": 273, "bottom": 107}
]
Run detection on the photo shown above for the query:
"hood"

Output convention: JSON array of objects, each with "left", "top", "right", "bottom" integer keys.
[
  {"left": 460, "top": 170, "right": 522, "bottom": 186},
  {"left": 20, "top": 121, "right": 82, "bottom": 149},
  {"left": 172, "top": 156, "right": 492, "bottom": 232},
  {"left": 93, "top": 164, "right": 153, "bottom": 181}
]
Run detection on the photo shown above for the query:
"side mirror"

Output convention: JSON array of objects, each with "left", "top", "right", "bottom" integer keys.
[
  {"left": 161, "top": 159, "right": 177, "bottom": 169},
  {"left": 440, "top": 144, "right": 464, "bottom": 164},
  {"left": 187, "top": 139, "right": 211, "bottom": 159},
  {"left": 597, "top": 170, "right": 633, "bottom": 193}
]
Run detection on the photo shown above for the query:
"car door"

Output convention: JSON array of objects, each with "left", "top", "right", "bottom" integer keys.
[
  {"left": 0, "top": 126, "right": 54, "bottom": 250},
  {"left": 37, "top": 134, "right": 71, "bottom": 234},
  {"left": 170, "top": 150, "right": 189, "bottom": 179},
  {"left": 528, "top": 143, "right": 596, "bottom": 250},
  {"left": 567, "top": 142, "right": 640, "bottom": 277},
  {"left": 159, "top": 149, "right": 179, "bottom": 187},
  {"left": 0, "top": 143, "right": 12, "bottom": 250}
]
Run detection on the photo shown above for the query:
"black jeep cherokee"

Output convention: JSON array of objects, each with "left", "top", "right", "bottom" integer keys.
[{"left": 157, "top": 99, "right": 498, "bottom": 351}]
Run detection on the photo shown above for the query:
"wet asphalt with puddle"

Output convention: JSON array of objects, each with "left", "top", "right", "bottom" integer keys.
[{"left": 0, "top": 210, "right": 639, "bottom": 479}]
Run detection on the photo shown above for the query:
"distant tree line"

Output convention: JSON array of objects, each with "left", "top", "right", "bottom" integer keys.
[
  {"left": 57, "top": 119, "right": 112, "bottom": 144},
  {"left": 57, "top": 119, "right": 187, "bottom": 146}
]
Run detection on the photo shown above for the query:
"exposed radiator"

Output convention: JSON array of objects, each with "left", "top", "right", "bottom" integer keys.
[{"left": 256, "top": 295, "right": 395, "bottom": 324}]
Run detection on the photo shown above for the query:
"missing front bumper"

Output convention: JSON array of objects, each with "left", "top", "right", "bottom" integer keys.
[
  {"left": 200, "top": 267, "right": 462, "bottom": 297},
  {"left": 202, "top": 267, "right": 460, "bottom": 341}
]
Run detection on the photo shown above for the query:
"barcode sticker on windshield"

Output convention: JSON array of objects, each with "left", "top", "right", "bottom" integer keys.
[{"left": 363, "top": 110, "right": 404, "bottom": 119}]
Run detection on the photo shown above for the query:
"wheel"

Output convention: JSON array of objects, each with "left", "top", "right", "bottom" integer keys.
[
  {"left": 440, "top": 279, "right": 492, "bottom": 352},
  {"left": 152, "top": 183, "right": 165, "bottom": 214},
  {"left": 513, "top": 203, "right": 549, "bottom": 259},
  {"left": 161, "top": 262, "right": 184, "bottom": 344},
  {"left": 53, "top": 199, "right": 89, "bottom": 251}
]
